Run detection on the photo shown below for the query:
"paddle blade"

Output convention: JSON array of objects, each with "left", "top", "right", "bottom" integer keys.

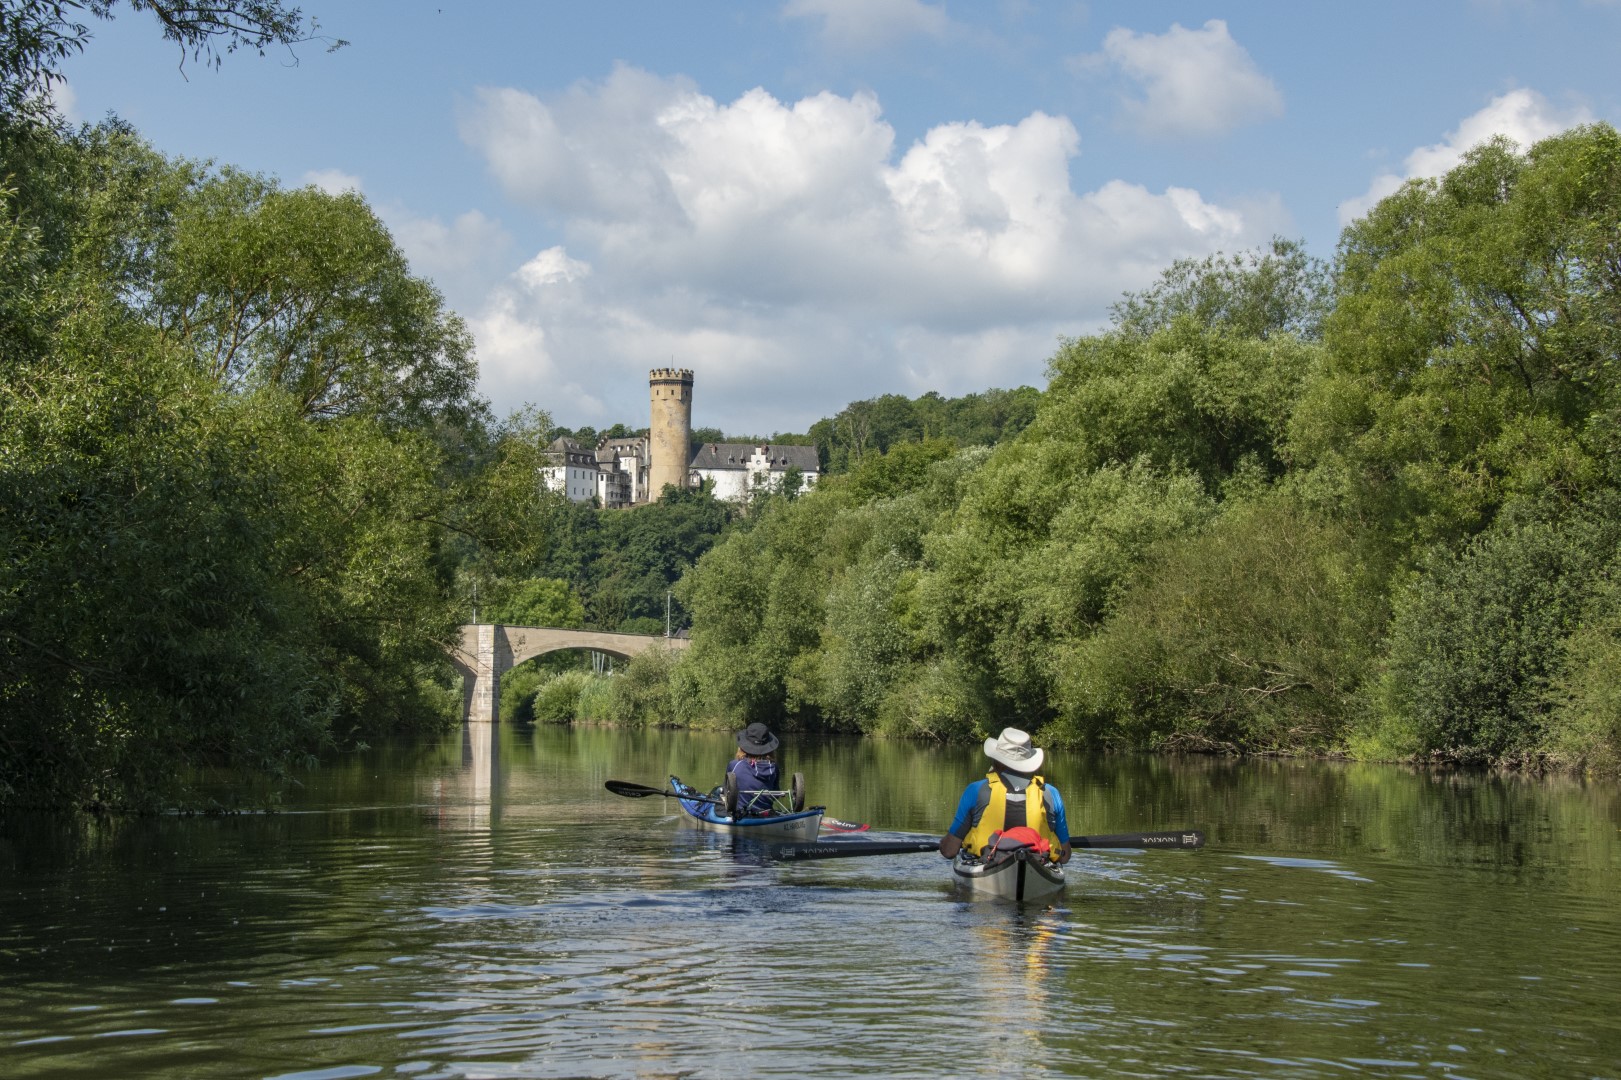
[
  {"left": 1070, "top": 829, "right": 1205, "bottom": 850},
  {"left": 820, "top": 816, "right": 870, "bottom": 834},
  {"left": 604, "top": 780, "right": 666, "bottom": 798},
  {"left": 774, "top": 840, "right": 939, "bottom": 861}
]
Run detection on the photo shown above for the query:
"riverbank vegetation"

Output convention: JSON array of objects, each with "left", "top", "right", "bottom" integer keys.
[{"left": 0, "top": 4, "right": 555, "bottom": 811}]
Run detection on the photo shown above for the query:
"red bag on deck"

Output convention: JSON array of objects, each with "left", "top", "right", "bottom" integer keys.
[{"left": 989, "top": 826, "right": 1050, "bottom": 854}]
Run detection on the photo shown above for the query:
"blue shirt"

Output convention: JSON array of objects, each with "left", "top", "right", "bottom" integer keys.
[
  {"left": 727, "top": 756, "right": 780, "bottom": 817},
  {"left": 947, "top": 776, "right": 1069, "bottom": 842}
]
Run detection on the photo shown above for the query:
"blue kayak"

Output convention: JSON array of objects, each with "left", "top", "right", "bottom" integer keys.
[{"left": 669, "top": 775, "right": 825, "bottom": 841}]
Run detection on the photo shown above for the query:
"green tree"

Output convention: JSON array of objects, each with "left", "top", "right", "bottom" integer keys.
[
  {"left": 1366, "top": 501, "right": 1620, "bottom": 763},
  {"left": 1054, "top": 498, "right": 1388, "bottom": 754},
  {"left": 1, "top": 325, "right": 334, "bottom": 810},
  {"left": 1546, "top": 577, "right": 1621, "bottom": 772},
  {"left": 1110, "top": 236, "right": 1331, "bottom": 341},
  {"left": 838, "top": 436, "right": 957, "bottom": 502},
  {"left": 484, "top": 578, "right": 585, "bottom": 629},
  {"left": 1039, "top": 320, "right": 1322, "bottom": 494},
  {"left": 148, "top": 174, "right": 477, "bottom": 428},
  {"left": 807, "top": 387, "right": 1038, "bottom": 475},
  {"left": 689, "top": 425, "right": 723, "bottom": 453},
  {"left": 677, "top": 492, "right": 843, "bottom": 723},
  {"left": 1293, "top": 126, "right": 1621, "bottom": 552},
  {"left": 528, "top": 486, "right": 731, "bottom": 633},
  {"left": 0, "top": 122, "right": 551, "bottom": 810}
]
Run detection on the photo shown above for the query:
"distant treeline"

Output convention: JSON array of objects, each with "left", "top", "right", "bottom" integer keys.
[
  {"left": 556, "top": 126, "right": 1621, "bottom": 775},
  {"left": 808, "top": 387, "right": 1041, "bottom": 473}
]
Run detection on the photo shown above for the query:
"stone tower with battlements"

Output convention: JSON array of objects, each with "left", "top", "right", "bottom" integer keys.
[{"left": 648, "top": 368, "right": 694, "bottom": 499}]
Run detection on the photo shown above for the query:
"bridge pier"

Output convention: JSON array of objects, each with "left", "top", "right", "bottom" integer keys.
[
  {"left": 448, "top": 624, "right": 690, "bottom": 724},
  {"left": 452, "top": 624, "right": 511, "bottom": 725}
]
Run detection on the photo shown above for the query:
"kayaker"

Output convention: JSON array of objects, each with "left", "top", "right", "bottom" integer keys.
[
  {"left": 939, "top": 727, "right": 1072, "bottom": 864},
  {"left": 728, "top": 722, "right": 782, "bottom": 817}
]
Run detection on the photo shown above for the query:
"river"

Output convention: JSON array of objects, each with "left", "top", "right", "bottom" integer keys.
[{"left": 3, "top": 725, "right": 1619, "bottom": 1078}]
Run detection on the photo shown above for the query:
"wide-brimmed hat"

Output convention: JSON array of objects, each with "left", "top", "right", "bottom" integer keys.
[
  {"left": 736, "top": 722, "right": 780, "bottom": 756},
  {"left": 984, "top": 727, "right": 1044, "bottom": 773}
]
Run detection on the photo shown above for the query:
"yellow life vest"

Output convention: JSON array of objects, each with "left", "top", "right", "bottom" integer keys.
[{"left": 961, "top": 770, "right": 1062, "bottom": 859}]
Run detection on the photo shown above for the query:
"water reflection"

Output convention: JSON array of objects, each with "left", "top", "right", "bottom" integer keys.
[
  {"left": 3, "top": 728, "right": 1621, "bottom": 1078},
  {"left": 435, "top": 720, "right": 502, "bottom": 830},
  {"left": 964, "top": 907, "right": 1059, "bottom": 1059}
]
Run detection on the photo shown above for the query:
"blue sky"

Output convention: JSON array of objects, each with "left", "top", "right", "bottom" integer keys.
[{"left": 57, "top": 1, "right": 1621, "bottom": 437}]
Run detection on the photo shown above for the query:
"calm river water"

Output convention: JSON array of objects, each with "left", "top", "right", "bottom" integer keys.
[{"left": 3, "top": 725, "right": 1620, "bottom": 1079}]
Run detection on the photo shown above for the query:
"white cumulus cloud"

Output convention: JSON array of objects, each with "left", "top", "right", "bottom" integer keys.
[
  {"left": 1082, "top": 19, "right": 1283, "bottom": 138},
  {"left": 458, "top": 67, "right": 1283, "bottom": 433},
  {"left": 518, "top": 247, "right": 592, "bottom": 290},
  {"left": 302, "top": 168, "right": 364, "bottom": 195},
  {"left": 387, "top": 208, "right": 513, "bottom": 294},
  {"left": 1338, "top": 88, "right": 1595, "bottom": 225},
  {"left": 48, "top": 78, "right": 80, "bottom": 123}
]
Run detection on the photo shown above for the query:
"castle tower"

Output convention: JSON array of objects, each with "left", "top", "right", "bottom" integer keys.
[{"left": 648, "top": 368, "right": 694, "bottom": 499}]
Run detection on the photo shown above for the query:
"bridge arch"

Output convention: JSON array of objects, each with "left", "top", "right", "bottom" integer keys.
[{"left": 447, "top": 624, "right": 690, "bottom": 724}]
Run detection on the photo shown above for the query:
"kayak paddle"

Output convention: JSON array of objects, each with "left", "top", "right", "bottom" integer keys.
[
  {"left": 775, "top": 840, "right": 941, "bottom": 860},
  {"left": 773, "top": 829, "right": 1206, "bottom": 861},
  {"left": 605, "top": 779, "right": 725, "bottom": 807},
  {"left": 1073, "top": 829, "right": 1205, "bottom": 849}
]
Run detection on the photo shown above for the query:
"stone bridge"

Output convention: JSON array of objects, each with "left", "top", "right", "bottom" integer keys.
[{"left": 448, "top": 624, "right": 691, "bottom": 724}]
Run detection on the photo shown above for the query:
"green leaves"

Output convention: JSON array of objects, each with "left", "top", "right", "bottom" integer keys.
[
  {"left": 0, "top": 119, "right": 537, "bottom": 811},
  {"left": 1370, "top": 500, "right": 1621, "bottom": 763},
  {"left": 152, "top": 175, "right": 477, "bottom": 428},
  {"left": 1109, "top": 236, "right": 1331, "bottom": 341},
  {"left": 1308, "top": 126, "right": 1621, "bottom": 543}
]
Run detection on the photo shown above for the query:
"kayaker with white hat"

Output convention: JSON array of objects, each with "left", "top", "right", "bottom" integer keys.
[
  {"left": 939, "top": 727, "right": 1071, "bottom": 864},
  {"left": 727, "top": 722, "right": 782, "bottom": 817}
]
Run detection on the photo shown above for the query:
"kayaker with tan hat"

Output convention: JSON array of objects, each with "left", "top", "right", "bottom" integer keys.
[{"left": 939, "top": 727, "right": 1071, "bottom": 864}]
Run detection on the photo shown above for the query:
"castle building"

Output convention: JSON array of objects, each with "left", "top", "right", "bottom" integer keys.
[
  {"left": 539, "top": 437, "right": 599, "bottom": 502},
  {"left": 595, "top": 436, "right": 648, "bottom": 507},
  {"left": 648, "top": 368, "right": 693, "bottom": 498},
  {"left": 540, "top": 369, "right": 819, "bottom": 507},
  {"left": 689, "top": 442, "right": 820, "bottom": 501}
]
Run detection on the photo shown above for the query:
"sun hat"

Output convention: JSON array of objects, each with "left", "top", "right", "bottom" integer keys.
[
  {"left": 984, "top": 727, "right": 1044, "bottom": 773},
  {"left": 736, "top": 722, "right": 780, "bottom": 756}
]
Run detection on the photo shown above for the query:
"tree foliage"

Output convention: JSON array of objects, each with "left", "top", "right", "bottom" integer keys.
[
  {"left": 808, "top": 386, "right": 1039, "bottom": 473},
  {"left": 1368, "top": 500, "right": 1621, "bottom": 763},
  {"left": 1110, "top": 236, "right": 1331, "bottom": 341},
  {"left": 526, "top": 486, "right": 732, "bottom": 634},
  {"left": 0, "top": 119, "right": 548, "bottom": 811},
  {"left": 150, "top": 174, "right": 477, "bottom": 427}
]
